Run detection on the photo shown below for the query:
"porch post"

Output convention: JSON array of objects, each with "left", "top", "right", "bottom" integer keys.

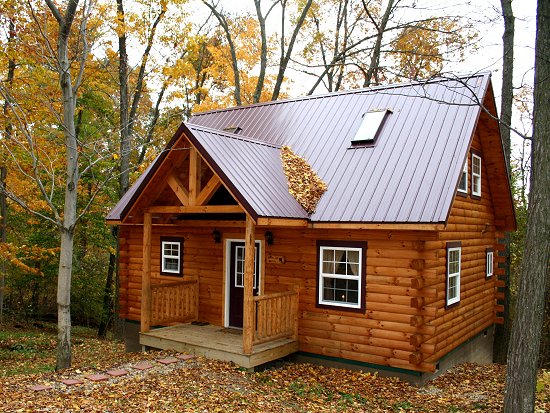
[
  {"left": 243, "top": 215, "right": 255, "bottom": 354},
  {"left": 141, "top": 211, "right": 152, "bottom": 333}
]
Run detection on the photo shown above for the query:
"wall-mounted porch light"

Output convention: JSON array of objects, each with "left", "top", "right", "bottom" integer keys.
[
  {"left": 212, "top": 228, "right": 222, "bottom": 243},
  {"left": 264, "top": 230, "right": 274, "bottom": 245}
]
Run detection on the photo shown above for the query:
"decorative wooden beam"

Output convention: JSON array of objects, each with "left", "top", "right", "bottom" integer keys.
[
  {"left": 146, "top": 205, "right": 243, "bottom": 214},
  {"left": 242, "top": 215, "right": 256, "bottom": 355},
  {"left": 167, "top": 174, "right": 189, "bottom": 206},
  {"left": 257, "top": 217, "right": 308, "bottom": 227},
  {"left": 309, "top": 222, "right": 445, "bottom": 231},
  {"left": 196, "top": 175, "right": 221, "bottom": 206},
  {"left": 188, "top": 148, "right": 201, "bottom": 205},
  {"left": 141, "top": 212, "right": 152, "bottom": 333}
]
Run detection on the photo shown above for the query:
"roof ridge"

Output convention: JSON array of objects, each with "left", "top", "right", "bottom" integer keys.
[
  {"left": 190, "top": 71, "right": 490, "bottom": 118},
  {"left": 186, "top": 123, "right": 282, "bottom": 149}
]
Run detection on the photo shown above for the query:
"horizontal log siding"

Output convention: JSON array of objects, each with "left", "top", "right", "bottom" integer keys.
[
  {"left": 119, "top": 223, "right": 438, "bottom": 372},
  {"left": 263, "top": 228, "right": 437, "bottom": 373},
  {"left": 118, "top": 225, "right": 229, "bottom": 325},
  {"left": 424, "top": 130, "right": 501, "bottom": 364}
]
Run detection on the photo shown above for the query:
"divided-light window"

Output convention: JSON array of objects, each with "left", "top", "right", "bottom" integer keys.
[
  {"left": 472, "top": 153, "right": 482, "bottom": 197},
  {"left": 446, "top": 243, "right": 461, "bottom": 307},
  {"left": 161, "top": 237, "right": 183, "bottom": 276},
  {"left": 458, "top": 159, "right": 468, "bottom": 194},
  {"left": 317, "top": 242, "right": 366, "bottom": 311}
]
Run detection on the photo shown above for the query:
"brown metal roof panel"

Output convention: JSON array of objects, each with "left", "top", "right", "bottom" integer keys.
[
  {"left": 187, "top": 125, "right": 308, "bottom": 219},
  {"left": 381, "top": 83, "right": 461, "bottom": 222}
]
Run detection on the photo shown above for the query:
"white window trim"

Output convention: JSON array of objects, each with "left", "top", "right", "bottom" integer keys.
[
  {"left": 472, "top": 153, "right": 481, "bottom": 197},
  {"left": 161, "top": 240, "right": 181, "bottom": 274},
  {"left": 446, "top": 246, "right": 461, "bottom": 306},
  {"left": 486, "top": 250, "right": 494, "bottom": 278},
  {"left": 458, "top": 159, "right": 468, "bottom": 194},
  {"left": 318, "top": 246, "right": 363, "bottom": 309}
]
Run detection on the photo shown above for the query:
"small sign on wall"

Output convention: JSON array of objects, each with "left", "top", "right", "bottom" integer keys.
[{"left": 267, "top": 255, "right": 285, "bottom": 264}]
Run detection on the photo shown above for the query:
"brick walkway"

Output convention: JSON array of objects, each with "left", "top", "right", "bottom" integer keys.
[{"left": 29, "top": 353, "right": 196, "bottom": 392}]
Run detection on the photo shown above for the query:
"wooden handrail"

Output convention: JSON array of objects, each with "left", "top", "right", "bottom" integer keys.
[
  {"left": 151, "top": 279, "right": 199, "bottom": 326},
  {"left": 253, "top": 287, "right": 298, "bottom": 345}
]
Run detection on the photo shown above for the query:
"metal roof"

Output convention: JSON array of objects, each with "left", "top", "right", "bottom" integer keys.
[
  {"left": 187, "top": 125, "right": 308, "bottom": 219},
  {"left": 188, "top": 73, "right": 490, "bottom": 223},
  {"left": 108, "top": 73, "right": 494, "bottom": 224}
]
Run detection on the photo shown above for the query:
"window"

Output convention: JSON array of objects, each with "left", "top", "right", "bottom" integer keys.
[
  {"left": 457, "top": 158, "right": 468, "bottom": 194},
  {"left": 351, "top": 109, "right": 392, "bottom": 145},
  {"left": 446, "top": 242, "right": 461, "bottom": 307},
  {"left": 160, "top": 237, "right": 183, "bottom": 276},
  {"left": 472, "top": 153, "right": 481, "bottom": 197},
  {"left": 486, "top": 248, "right": 494, "bottom": 278},
  {"left": 234, "top": 244, "right": 259, "bottom": 289},
  {"left": 317, "top": 241, "right": 366, "bottom": 311}
]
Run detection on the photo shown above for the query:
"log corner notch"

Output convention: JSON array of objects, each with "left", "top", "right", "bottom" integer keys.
[
  {"left": 243, "top": 215, "right": 256, "bottom": 354},
  {"left": 141, "top": 211, "right": 152, "bottom": 333}
]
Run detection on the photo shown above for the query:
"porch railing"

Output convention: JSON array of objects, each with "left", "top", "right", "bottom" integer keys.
[
  {"left": 253, "top": 287, "right": 298, "bottom": 345},
  {"left": 151, "top": 279, "right": 198, "bottom": 325}
]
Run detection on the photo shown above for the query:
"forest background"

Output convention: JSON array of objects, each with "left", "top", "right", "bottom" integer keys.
[{"left": 0, "top": 0, "right": 544, "bottom": 381}]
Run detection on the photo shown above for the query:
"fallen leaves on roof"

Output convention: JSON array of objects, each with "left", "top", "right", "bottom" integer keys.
[{"left": 281, "top": 146, "right": 327, "bottom": 215}]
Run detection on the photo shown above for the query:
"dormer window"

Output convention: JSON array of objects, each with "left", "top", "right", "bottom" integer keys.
[
  {"left": 351, "top": 109, "right": 392, "bottom": 146},
  {"left": 223, "top": 125, "right": 242, "bottom": 134}
]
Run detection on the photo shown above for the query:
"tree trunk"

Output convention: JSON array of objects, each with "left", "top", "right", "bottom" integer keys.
[
  {"left": 98, "top": 249, "right": 116, "bottom": 338},
  {"left": 504, "top": 0, "right": 550, "bottom": 410},
  {"left": 0, "top": 18, "right": 14, "bottom": 324},
  {"left": 271, "top": 0, "right": 313, "bottom": 100},
  {"left": 56, "top": 227, "right": 74, "bottom": 370},
  {"left": 253, "top": 0, "right": 268, "bottom": 103},
  {"left": 493, "top": 0, "right": 515, "bottom": 365},
  {"left": 117, "top": 0, "right": 130, "bottom": 197},
  {"left": 363, "top": 0, "right": 394, "bottom": 87},
  {"left": 0, "top": 167, "right": 6, "bottom": 324},
  {"left": 45, "top": 0, "right": 81, "bottom": 370}
]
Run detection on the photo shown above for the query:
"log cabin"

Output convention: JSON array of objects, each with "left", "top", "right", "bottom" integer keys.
[{"left": 106, "top": 72, "right": 515, "bottom": 384}]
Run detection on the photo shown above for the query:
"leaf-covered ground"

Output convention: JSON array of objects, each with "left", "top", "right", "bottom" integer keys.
[{"left": 0, "top": 322, "right": 549, "bottom": 412}]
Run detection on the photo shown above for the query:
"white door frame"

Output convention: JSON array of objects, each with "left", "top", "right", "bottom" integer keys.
[{"left": 224, "top": 238, "right": 263, "bottom": 328}]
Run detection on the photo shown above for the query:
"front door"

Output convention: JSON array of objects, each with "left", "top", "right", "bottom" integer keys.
[{"left": 228, "top": 241, "right": 260, "bottom": 328}]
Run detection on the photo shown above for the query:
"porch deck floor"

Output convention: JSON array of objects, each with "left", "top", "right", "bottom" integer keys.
[{"left": 140, "top": 324, "right": 298, "bottom": 369}]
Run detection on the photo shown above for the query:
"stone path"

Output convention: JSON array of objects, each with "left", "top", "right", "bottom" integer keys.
[{"left": 28, "top": 353, "right": 196, "bottom": 392}]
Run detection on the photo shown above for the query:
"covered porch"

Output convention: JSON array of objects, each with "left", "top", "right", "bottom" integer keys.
[{"left": 140, "top": 206, "right": 300, "bottom": 368}]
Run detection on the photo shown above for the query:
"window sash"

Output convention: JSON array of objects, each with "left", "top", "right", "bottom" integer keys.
[
  {"left": 446, "top": 246, "right": 461, "bottom": 305},
  {"left": 472, "top": 154, "right": 481, "bottom": 196},
  {"left": 486, "top": 251, "right": 494, "bottom": 278},
  {"left": 234, "top": 245, "right": 258, "bottom": 289},
  {"left": 319, "top": 246, "right": 362, "bottom": 309},
  {"left": 161, "top": 241, "right": 181, "bottom": 274},
  {"left": 458, "top": 160, "right": 468, "bottom": 193}
]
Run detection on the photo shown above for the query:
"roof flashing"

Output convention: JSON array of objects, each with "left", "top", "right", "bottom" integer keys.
[{"left": 351, "top": 109, "right": 392, "bottom": 146}]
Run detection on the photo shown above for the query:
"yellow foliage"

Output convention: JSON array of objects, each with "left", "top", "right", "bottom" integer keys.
[
  {"left": 0, "top": 243, "right": 60, "bottom": 276},
  {"left": 280, "top": 146, "right": 327, "bottom": 215}
]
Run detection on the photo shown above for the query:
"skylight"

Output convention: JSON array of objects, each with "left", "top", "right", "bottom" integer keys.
[
  {"left": 223, "top": 125, "right": 242, "bottom": 134},
  {"left": 351, "top": 109, "right": 392, "bottom": 144}
]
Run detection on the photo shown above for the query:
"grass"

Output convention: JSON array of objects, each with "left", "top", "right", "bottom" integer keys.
[{"left": 0, "top": 320, "right": 130, "bottom": 377}]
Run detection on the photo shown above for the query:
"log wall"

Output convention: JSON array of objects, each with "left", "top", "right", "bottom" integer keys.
[{"left": 422, "top": 128, "right": 502, "bottom": 366}]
